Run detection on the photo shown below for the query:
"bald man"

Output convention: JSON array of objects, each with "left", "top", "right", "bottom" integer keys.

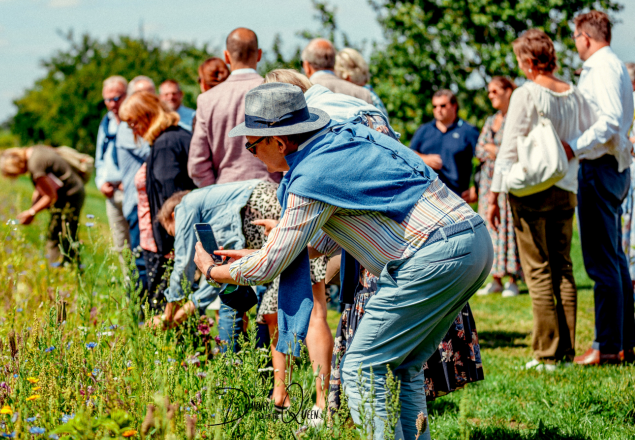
[
  {"left": 301, "top": 38, "right": 372, "bottom": 104},
  {"left": 188, "top": 27, "right": 279, "bottom": 188}
]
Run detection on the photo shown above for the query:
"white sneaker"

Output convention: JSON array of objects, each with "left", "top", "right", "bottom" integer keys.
[
  {"left": 524, "top": 359, "right": 541, "bottom": 369},
  {"left": 535, "top": 363, "right": 557, "bottom": 372},
  {"left": 524, "top": 359, "right": 557, "bottom": 372},
  {"left": 501, "top": 282, "right": 520, "bottom": 298},
  {"left": 477, "top": 281, "right": 502, "bottom": 296}
]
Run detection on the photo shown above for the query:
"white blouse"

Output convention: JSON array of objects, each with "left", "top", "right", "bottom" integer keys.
[{"left": 491, "top": 81, "right": 597, "bottom": 194}]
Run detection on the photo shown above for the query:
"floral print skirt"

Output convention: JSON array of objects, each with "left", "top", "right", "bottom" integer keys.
[{"left": 328, "top": 271, "right": 484, "bottom": 411}]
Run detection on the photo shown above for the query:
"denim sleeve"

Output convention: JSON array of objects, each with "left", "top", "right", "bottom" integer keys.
[
  {"left": 167, "top": 203, "right": 200, "bottom": 302},
  {"left": 94, "top": 125, "right": 106, "bottom": 190}
]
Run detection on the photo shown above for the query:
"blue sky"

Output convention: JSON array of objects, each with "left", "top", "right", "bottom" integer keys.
[{"left": 1, "top": 0, "right": 634, "bottom": 123}]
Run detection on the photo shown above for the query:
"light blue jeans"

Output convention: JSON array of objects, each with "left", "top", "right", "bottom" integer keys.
[{"left": 341, "top": 219, "right": 493, "bottom": 440}]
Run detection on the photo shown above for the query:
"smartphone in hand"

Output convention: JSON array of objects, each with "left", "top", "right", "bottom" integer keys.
[{"left": 194, "top": 223, "right": 223, "bottom": 264}]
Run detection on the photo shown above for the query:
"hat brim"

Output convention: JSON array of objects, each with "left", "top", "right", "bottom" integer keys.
[{"left": 228, "top": 107, "right": 330, "bottom": 138}]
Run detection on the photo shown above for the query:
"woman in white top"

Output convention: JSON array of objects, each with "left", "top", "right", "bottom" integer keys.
[{"left": 488, "top": 29, "right": 596, "bottom": 371}]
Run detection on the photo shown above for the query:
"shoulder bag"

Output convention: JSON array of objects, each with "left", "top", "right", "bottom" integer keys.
[{"left": 504, "top": 85, "right": 569, "bottom": 197}]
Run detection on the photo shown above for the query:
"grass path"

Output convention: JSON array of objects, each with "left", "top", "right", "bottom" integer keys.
[{"left": 3, "top": 176, "right": 635, "bottom": 439}]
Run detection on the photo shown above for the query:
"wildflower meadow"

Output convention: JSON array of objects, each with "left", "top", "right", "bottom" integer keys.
[{"left": 1, "top": 176, "right": 635, "bottom": 440}]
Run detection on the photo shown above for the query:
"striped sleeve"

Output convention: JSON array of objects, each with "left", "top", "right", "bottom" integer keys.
[
  {"left": 229, "top": 193, "right": 337, "bottom": 285},
  {"left": 311, "top": 229, "right": 341, "bottom": 257}
]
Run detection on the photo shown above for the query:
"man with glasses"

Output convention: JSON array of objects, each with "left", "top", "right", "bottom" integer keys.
[
  {"left": 96, "top": 75, "right": 131, "bottom": 270},
  {"left": 410, "top": 89, "right": 479, "bottom": 200},
  {"left": 563, "top": 11, "right": 635, "bottom": 365}
]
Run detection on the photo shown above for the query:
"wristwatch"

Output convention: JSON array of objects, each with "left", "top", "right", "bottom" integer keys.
[
  {"left": 206, "top": 265, "right": 221, "bottom": 288},
  {"left": 28, "top": 208, "right": 36, "bottom": 217}
]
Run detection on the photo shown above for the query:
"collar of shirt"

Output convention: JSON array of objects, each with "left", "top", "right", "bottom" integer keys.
[
  {"left": 230, "top": 68, "right": 258, "bottom": 76},
  {"left": 433, "top": 118, "right": 462, "bottom": 133},
  {"left": 582, "top": 46, "right": 613, "bottom": 70},
  {"left": 297, "top": 125, "right": 333, "bottom": 152},
  {"left": 310, "top": 70, "right": 336, "bottom": 80}
]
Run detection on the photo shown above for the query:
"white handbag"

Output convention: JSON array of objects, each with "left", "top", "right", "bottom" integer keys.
[{"left": 505, "top": 86, "right": 569, "bottom": 197}]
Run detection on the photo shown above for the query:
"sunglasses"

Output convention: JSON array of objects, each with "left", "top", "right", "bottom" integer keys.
[
  {"left": 432, "top": 104, "right": 448, "bottom": 109},
  {"left": 104, "top": 95, "right": 124, "bottom": 104},
  {"left": 245, "top": 137, "right": 266, "bottom": 155}
]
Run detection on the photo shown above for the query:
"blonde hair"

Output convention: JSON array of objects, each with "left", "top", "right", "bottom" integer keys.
[
  {"left": 335, "top": 48, "right": 370, "bottom": 86},
  {"left": 0, "top": 147, "right": 28, "bottom": 178},
  {"left": 119, "top": 91, "right": 180, "bottom": 144},
  {"left": 263, "top": 69, "right": 312, "bottom": 93},
  {"left": 512, "top": 29, "right": 557, "bottom": 74}
]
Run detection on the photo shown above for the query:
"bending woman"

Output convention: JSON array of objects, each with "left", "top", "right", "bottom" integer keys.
[
  {"left": 155, "top": 180, "right": 329, "bottom": 411},
  {"left": 0, "top": 146, "right": 85, "bottom": 266}
]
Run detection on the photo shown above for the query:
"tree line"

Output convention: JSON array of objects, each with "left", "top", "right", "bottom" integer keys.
[{"left": 9, "top": 0, "right": 622, "bottom": 155}]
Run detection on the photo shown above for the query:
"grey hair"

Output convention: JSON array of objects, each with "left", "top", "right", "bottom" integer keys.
[
  {"left": 301, "top": 38, "right": 336, "bottom": 70},
  {"left": 626, "top": 62, "right": 635, "bottom": 83},
  {"left": 103, "top": 75, "right": 128, "bottom": 90},
  {"left": 335, "top": 48, "right": 370, "bottom": 86},
  {"left": 128, "top": 75, "right": 156, "bottom": 95}
]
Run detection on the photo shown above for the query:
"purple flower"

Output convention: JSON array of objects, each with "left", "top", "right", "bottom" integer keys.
[
  {"left": 49, "top": 435, "right": 59, "bottom": 440},
  {"left": 29, "top": 427, "right": 45, "bottom": 435},
  {"left": 86, "top": 214, "right": 94, "bottom": 219},
  {"left": 26, "top": 417, "right": 37, "bottom": 422},
  {"left": 1, "top": 432, "right": 15, "bottom": 438},
  {"left": 44, "top": 346, "right": 55, "bottom": 353},
  {"left": 85, "top": 342, "right": 97, "bottom": 349},
  {"left": 108, "top": 325, "right": 118, "bottom": 330},
  {"left": 16, "top": 308, "right": 22, "bottom": 313},
  {"left": 214, "top": 336, "right": 222, "bottom": 345}
]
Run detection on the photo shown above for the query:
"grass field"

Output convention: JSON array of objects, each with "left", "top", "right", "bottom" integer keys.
[{"left": 1, "top": 175, "right": 634, "bottom": 439}]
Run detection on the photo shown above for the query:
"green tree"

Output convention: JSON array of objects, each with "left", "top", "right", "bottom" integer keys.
[
  {"left": 368, "top": 0, "right": 623, "bottom": 143},
  {"left": 11, "top": 31, "right": 215, "bottom": 155}
]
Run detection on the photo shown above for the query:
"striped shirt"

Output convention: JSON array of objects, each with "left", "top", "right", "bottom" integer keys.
[{"left": 229, "top": 178, "right": 476, "bottom": 283}]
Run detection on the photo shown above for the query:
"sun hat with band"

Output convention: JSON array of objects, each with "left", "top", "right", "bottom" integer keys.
[{"left": 228, "top": 82, "right": 330, "bottom": 138}]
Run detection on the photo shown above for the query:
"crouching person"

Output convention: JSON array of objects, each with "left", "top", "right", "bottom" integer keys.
[
  {"left": 195, "top": 83, "right": 493, "bottom": 439},
  {"left": 156, "top": 179, "right": 331, "bottom": 412}
]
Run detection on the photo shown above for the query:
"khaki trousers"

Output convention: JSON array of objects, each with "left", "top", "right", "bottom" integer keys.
[{"left": 509, "top": 186, "right": 578, "bottom": 362}]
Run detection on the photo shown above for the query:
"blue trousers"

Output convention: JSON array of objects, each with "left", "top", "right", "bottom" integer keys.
[
  {"left": 578, "top": 156, "right": 635, "bottom": 353},
  {"left": 341, "top": 218, "right": 493, "bottom": 440}
]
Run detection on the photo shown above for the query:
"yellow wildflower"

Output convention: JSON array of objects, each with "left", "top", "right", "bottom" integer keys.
[
  {"left": 0, "top": 406, "right": 12, "bottom": 415},
  {"left": 26, "top": 395, "right": 40, "bottom": 401},
  {"left": 127, "top": 367, "right": 134, "bottom": 371},
  {"left": 26, "top": 377, "right": 38, "bottom": 384},
  {"left": 31, "top": 386, "right": 41, "bottom": 391},
  {"left": 122, "top": 430, "right": 137, "bottom": 437}
]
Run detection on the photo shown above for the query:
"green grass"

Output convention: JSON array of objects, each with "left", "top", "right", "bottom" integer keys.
[{"left": 2, "top": 176, "right": 635, "bottom": 439}]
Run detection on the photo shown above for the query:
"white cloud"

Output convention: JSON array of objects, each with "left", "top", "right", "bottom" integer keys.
[{"left": 48, "top": 0, "right": 80, "bottom": 8}]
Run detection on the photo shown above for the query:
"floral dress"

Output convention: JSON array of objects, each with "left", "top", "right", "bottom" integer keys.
[
  {"left": 328, "top": 270, "right": 484, "bottom": 411},
  {"left": 475, "top": 113, "right": 522, "bottom": 279}
]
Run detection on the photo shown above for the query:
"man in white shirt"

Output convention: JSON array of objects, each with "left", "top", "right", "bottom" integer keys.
[{"left": 565, "top": 10, "right": 635, "bottom": 365}]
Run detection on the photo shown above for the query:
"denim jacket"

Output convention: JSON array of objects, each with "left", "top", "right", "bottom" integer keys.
[
  {"left": 167, "top": 179, "right": 262, "bottom": 304},
  {"left": 94, "top": 112, "right": 123, "bottom": 189}
]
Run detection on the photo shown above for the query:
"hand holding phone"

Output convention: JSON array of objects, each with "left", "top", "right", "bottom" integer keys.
[{"left": 194, "top": 223, "right": 223, "bottom": 264}]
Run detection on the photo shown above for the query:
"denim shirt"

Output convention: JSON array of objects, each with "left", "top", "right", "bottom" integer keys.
[
  {"left": 177, "top": 105, "right": 196, "bottom": 132},
  {"left": 167, "top": 179, "right": 262, "bottom": 303},
  {"left": 116, "top": 123, "right": 151, "bottom": 218},
  {"left": 94, "top": 112, "right": 123, "bottom": 189}
]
